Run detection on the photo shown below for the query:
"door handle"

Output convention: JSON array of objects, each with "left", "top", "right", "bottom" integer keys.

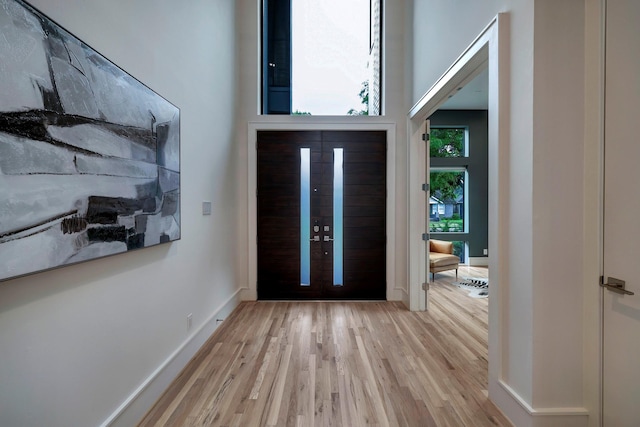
[
  {"left": 323, "top": 235, "right": 334, "bottom": 242},
  {"left": 601, "top": 277, "right": 635, "bottom": 296},
  {"left": 310, "top": 235, "right": 320, "bottom": 242}
]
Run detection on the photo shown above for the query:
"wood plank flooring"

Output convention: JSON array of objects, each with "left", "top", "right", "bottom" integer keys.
[{"left": 138, "top": 267, "right": 512, "bottom": 426}]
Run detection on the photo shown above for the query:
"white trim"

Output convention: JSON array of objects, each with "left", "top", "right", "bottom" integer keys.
[
  {"left": 596, "top": 2, "right": 606, "bottom": 426},
  {"left": 102, "top": 289, "right": 242, "bottom": 427},
  {"left": 499, "top": 381, "right": 589, "bottom": 417},
  {"left": 491, "top": 11, "right": 511, "bottom": 410},
  {"left": 491, "top": 380, "right": 589, "bottom": 427},
  {"left": 467, "top": 256, "right": 489, "bottom": 267},
  {"left": 407, "top": 118, "right": 428, "bottom": 311},
  {"left": 578, "top": 1, "right": 607, "bottom": 426},
  {"left": 245, "top": 121, "right": 398, "bottom": 301}
]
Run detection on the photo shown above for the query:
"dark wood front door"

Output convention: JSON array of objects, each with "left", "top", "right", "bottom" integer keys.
[{"left": 257, "top": 130, "right": 386, "bottom": 299}]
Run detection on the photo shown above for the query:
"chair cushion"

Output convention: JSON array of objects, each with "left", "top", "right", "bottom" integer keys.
[{"left": 429, "top": 252, "right": 459, "bottom": 268}]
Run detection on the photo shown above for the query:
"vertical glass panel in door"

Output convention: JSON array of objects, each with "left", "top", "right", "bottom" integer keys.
[
  {"left": 300, "top": 148, "right": 310, "bottom": 286},
  {"left": 333, "top": 148, "right": 344, "bottom": 286}
]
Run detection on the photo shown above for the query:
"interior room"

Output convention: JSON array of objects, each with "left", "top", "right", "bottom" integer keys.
[
  {"left": 429, "top": 69, "right": 490, "bottom": 298},
  {"left": 0, "top": 0, "right": 636, "bottom": 426}
]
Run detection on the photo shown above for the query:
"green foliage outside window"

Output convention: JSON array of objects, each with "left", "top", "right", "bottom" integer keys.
[
  {"left": 430, "top": 128, "right": 465, "bottom": 158},
  {"left": 452, "top": 241, "right": 465, "bottom": 260},
  {"left": 430, "top": 128, "right": 465, "bottom": 202},
  {"left": 430, "top": 170, "right": 464, "bottom": 203},
  {"left": 347, "top": 81, "right": 369, "bottom": 116}
]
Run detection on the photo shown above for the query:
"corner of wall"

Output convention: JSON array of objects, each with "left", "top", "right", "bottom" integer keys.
[
  {"left": 104, "top": 290, "right": 242, "bottom": 427},
  {"left": 492, "top": 380, "right": 589, "bottom": 427}
]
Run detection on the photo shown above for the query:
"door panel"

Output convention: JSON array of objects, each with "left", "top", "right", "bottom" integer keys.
[
  {"left": 257, "top": 131, "right": 321, "bottom": 297},
  {"left": 324, "top": 131, "right": 386, "bottom": 299},
  {"left": 257, "top": 130, "right": 386, "bottom": 299},
  {"left": 602, "top": 1, "right": 640, "bottom": 425}
]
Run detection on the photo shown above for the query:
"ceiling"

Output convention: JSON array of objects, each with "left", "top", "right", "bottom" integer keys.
[{"left": 438, "top": 67, "right": 488, "bottom": 110}]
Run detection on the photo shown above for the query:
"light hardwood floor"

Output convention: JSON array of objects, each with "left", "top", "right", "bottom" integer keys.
[{"left": 138, "top": 266, "right": 512, "bottom": 426}]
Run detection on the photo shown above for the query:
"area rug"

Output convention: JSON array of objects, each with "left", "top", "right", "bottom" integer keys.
[{"left": 453, "top": 277, "right": 489, "bottom": 298}]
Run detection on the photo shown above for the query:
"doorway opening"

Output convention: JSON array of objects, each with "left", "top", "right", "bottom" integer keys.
[{"left": 407, "top": 12, "right": 509, "bottom": 414}]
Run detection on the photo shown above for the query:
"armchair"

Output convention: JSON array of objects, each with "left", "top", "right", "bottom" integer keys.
[{"left": 429, "top": 239, "right": 460, "bottom": 279}]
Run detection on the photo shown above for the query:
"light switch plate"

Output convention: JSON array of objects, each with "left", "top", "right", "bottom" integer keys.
[{"left": 202, "top": 201, "right": 212, "bottom": 215}]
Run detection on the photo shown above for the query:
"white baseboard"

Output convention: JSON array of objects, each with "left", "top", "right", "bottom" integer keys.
[
  {"left": 389, "top": 286, "right": 409, "bottom": 306},
  {"left": 490, "top": 380, "right": 589, "bottom": 427},
  {"left": 240, "top": 286, "right": 257, "bottom": 301},
  {"left": 102, "top": 289, "right": 242, "bottom": 427},
  {"left": 468, "top": 256, "right": 490, "bottom": 266}
]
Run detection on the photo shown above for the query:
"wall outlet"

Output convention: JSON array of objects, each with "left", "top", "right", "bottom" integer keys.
[
  {"left": 187, "top": 313, "right": 193, "bottom": 331},
  {"left": 202, "top": 201, "right": 212, "bottom": 215},
  {"left": 483, "top": 249, "right": 488, "bottom": 255}
]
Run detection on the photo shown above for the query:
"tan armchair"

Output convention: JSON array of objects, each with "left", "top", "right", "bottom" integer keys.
[{"left": 429, "top": 239, "right": 460, "bottom": 279}]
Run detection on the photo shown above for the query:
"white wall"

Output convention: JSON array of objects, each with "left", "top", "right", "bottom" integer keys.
[
  {"left": 0, "top": 1, "right": 240, "bottom": 426},
  {"left": 531, "top": 0, "right": 585, "bottom": 409},
  {"left": 504, "top": 0, "right": 536, "bottom": 408},
  {"left": 413, "top": 1, "right": 592, "bottom": 426},
  {"left": 411, "top": 0, "right": 506, "bottom": 104}
]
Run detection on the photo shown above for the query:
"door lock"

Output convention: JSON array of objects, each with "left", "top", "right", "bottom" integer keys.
[{"left": 601, "top": 277, "right": 635, "bottom": 296}]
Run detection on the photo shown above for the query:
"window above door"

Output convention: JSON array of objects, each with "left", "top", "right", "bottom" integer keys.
[{"left": 262, "top": 0, "right": 382, "bottom": 116}]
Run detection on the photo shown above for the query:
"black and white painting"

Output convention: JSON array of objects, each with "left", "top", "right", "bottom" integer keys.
[{"left": 0, "top": 0, "right": 180, "bottom": 281}]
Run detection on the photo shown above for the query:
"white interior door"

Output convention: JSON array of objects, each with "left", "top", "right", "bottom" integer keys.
[{"left": 602, "top": 1, "right": 640, "bottom": 425}]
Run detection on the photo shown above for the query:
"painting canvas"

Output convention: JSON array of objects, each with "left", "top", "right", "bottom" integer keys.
[{"left": 0, "top": 0, "right": 180, "bottom": 281}]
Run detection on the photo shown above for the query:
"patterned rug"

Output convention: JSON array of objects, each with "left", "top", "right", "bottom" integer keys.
[{"left": 453, "top": 277, "right": 488, "bottom": 298}]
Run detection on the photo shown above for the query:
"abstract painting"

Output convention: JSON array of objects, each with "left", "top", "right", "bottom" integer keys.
[{"left": 0, "top": 0, "right": 180, "bottom": 281}]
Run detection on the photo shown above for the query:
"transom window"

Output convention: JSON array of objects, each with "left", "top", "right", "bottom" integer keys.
[{"left": 262, "top": 0, "right": 382, "bottom": 115}]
